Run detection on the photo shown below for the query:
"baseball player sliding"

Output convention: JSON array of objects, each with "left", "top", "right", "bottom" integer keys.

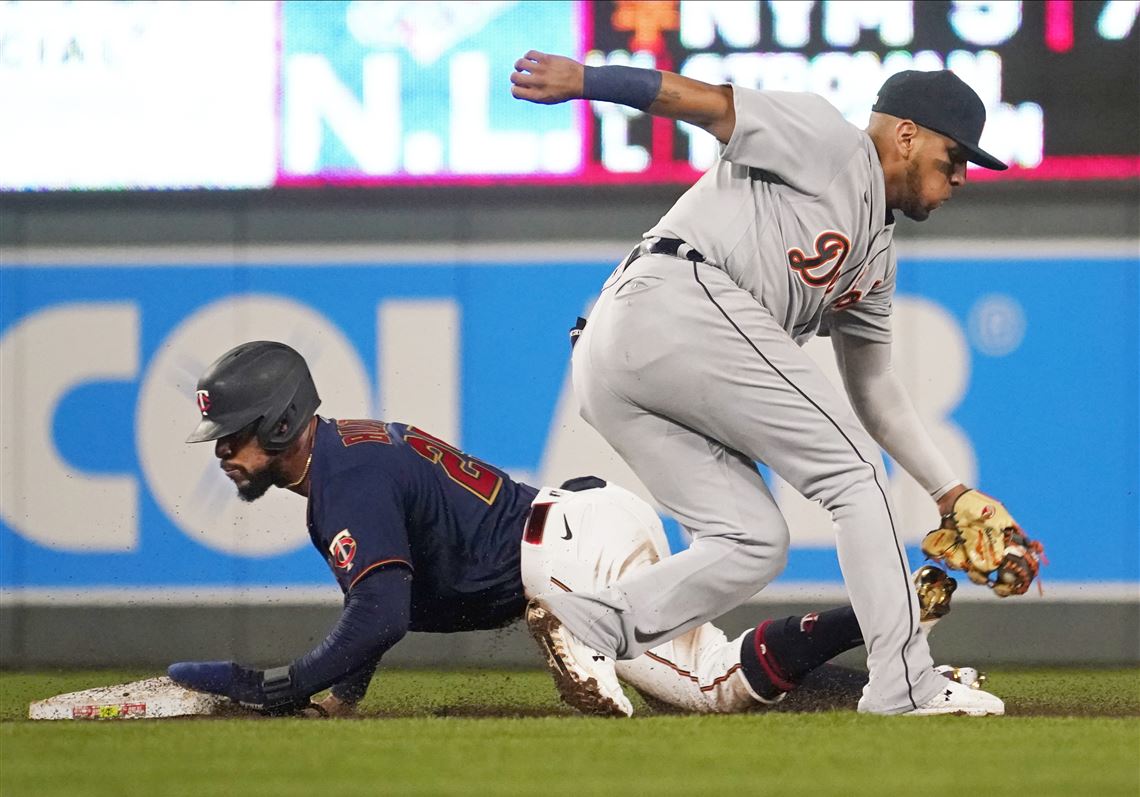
[
  {"left": 511, "top": 53, "right": 1042, "bottom": 716},
  {"left": 168, "top": 342, "right": 976, "bottom": 718}
]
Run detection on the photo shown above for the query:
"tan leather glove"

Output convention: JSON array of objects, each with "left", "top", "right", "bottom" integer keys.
[{"left": 921, "top": 489, "right": 1044, "bottom": 597}]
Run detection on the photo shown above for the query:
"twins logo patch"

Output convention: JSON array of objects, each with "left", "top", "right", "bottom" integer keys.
[
  {"left": 195, "top": 390, "right": 211, "bottom": 416},
  {"left": 329, "top": 529, "right": 357, "bottom": 571}
]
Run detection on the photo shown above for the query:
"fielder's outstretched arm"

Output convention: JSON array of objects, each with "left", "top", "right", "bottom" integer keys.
[
  {"left": 830, "top": 330, "right": 965, "bottom": 511},
  {"left": 511, "top": 50, "right": 736, "bottom": 144}
]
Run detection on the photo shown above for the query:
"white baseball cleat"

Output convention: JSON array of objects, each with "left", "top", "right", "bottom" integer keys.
[
  {"left": 904, "top": 676, "right": 1005, "bottom": 716},
  {"left": 526, "top": 598, "right": 633, "bottom": 718}
]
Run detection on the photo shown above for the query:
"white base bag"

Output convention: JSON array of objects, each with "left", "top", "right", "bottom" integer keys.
[{"left": 28, "top": 676, "right": 235, "bottom": 720}]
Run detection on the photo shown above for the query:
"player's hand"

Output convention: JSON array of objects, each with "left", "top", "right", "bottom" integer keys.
[
  {"left": 299, "top": 693, "right": 357, "bottom": 719},
  {"left": 935, "top": 484, "right": 969, "bottom": 517},
  {"left": 168, "top": 661, "right": 263, "bottom": 704},
  {"left": 510, "top": 50, "right": 584, "bottom": 104},
  {"left": 169, "top": 660, "right": 265, "bottom": 704}
]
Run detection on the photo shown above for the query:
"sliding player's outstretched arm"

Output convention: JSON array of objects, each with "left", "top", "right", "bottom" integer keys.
[
  {"left": 168, "top": 566, "right": 411, "bottom": 715},
  {"left": 510, "top": 50, "right": 736, "bottom": 143}
]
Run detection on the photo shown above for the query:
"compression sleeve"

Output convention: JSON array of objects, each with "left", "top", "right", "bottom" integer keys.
[
  {"left": 832, "top": 329, "right": 960, "bottom": 499},
  {"left": 288, "top": 564, "right": 412, "bottom": 701},
  {"left": 329, "top": 658, "right": 381, "bottom": 704}
]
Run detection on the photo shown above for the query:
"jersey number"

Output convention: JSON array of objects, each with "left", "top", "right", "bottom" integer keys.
[{"left": 405, "top": 427, "right": 503, "bottom": 505}]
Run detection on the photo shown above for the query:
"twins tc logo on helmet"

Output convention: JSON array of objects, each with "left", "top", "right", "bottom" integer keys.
[
  {"left": 329, "top": 529, "right": 357, "bottom": 571},
  {"left": 196, "top": 390, "right": 211, "bottom": 416}
]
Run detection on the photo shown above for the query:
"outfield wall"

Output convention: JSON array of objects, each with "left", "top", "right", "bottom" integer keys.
[{"left": 1, "top": 184, "right": 1138, "bottom": 668}]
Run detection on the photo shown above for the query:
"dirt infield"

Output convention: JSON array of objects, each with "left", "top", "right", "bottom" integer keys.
[
  {"left": 337, "top": 666, "right": 1140, "bottom": 719},
  {"left": 5, "top": 666, "right": 1138, "bottom": 722}
]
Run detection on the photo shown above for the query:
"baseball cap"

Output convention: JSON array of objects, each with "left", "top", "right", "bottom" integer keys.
[{"left": 872, "top": 70, "right": 1007, "bottom": 171}]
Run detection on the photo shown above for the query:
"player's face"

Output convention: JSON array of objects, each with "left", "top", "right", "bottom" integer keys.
[
  {"left": 214, "top": 426, "right": 285, "bottom": 502},
  {"left": 900, "top": 130, "right": 968, "bottom": 222}
]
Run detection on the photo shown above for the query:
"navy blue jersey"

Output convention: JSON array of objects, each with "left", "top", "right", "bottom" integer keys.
[{"left": 305, "top": 416, "right": 538, "bottom": 632}]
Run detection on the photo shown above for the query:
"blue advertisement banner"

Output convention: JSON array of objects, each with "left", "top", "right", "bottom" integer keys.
[{"left": 1, "top": 253, "right": 1136, "bottom": 591}]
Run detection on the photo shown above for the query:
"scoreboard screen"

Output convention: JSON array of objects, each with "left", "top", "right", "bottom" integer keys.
[
  {"left": 1, "top": 0, "right": 1136, "bottom": 191},
  {"left": 581, "top": 0, "right": 1140, "bottom": 182}
]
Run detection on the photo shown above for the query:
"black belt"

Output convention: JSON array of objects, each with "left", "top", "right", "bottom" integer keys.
[
  {"left": 621, "top": 237, "right": 707, "bottom": 271},
  {"left": 570, "top": 238, "right": 708, "bottom": 349},
  {"left": 644, "top": 237, "right": 706, "bottom": 263}
]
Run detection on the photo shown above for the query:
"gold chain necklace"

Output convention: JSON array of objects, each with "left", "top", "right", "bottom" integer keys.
[{"left": 285, "top": 453, "right": 312, "bottom": 489}]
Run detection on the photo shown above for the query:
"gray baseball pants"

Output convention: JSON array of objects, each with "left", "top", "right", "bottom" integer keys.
[{"left": 540, "top": 252, "right": 944, "bottom": 714}]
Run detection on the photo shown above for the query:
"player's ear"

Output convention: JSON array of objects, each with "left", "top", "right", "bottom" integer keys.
[{"left": 896, "top": 119, "right": 918, "bottom": 159}]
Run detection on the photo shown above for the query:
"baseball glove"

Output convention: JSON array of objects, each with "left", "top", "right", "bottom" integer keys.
[{"left": 920, "top": 489, "right": 1044, "bottom": 597}]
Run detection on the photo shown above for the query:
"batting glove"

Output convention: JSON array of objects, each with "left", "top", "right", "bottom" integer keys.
[{"left": 167, "top": 661, "right": 304, "bottom": 714}]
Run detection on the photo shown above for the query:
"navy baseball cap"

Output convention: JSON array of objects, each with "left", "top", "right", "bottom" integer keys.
[{"left": 872, "top": 70, "right": 1007, "bottom": 171}]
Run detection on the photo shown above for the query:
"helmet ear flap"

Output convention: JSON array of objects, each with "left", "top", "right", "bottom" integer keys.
[
  {"left": 258, "top": 405, "right": 298, "bottom": 452},
  {"left": 258, "top": 369, "right": 321, "bottom": 452}
]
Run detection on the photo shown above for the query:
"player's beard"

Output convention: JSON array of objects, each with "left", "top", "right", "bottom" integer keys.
[
  {"left": 235, "top": 457, "right": 288, "bottom": 502},
  {"left": 899, "top": 160, "right": 931, "bottom": 222}
]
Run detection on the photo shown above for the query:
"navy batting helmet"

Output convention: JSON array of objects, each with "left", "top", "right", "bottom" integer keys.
[{"left": 186, "top": 341, "right": 321, "bottom": 452}]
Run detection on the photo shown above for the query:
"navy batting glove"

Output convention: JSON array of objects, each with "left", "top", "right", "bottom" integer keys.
[{"left": 168, "top": 661, "right": 266, "bottom": 706}]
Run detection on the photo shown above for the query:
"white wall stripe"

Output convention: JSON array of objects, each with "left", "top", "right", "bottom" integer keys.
[
  {"left": 2, "top": 582, "right": 1135, "bottom": 607},
  {"left": 1, "top": 238, "right": 1136, "bottom": 267},
  {"left": 379, "top": 299, "right": 461, "bottom": 444}
]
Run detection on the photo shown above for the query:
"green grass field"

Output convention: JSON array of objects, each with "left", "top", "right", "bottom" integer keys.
[{"left": 2, "top": 668, "right": 1137, "bottom": 796}]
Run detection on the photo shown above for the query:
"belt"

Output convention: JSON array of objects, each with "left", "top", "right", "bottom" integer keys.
[
  {"left": 570, "top": 238, "right": 708, "bottom": 350},
  {"left": 643, "top": 236, "right": 706, "bottom": 263},
  {"left": 621, "top": 237, "right": 707, "bottom": 271}
]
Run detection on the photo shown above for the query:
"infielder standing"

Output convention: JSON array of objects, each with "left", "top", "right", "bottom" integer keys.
[
  {"left": 511, "top": 53, "right": 1021, "bottom": 716},
  {"left": 168, "top": 342, "right": 969, "bottom": 717}
]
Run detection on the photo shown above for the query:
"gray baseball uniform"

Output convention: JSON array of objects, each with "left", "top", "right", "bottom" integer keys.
[{"left": 540, "top": 87, "right": 946, "bottom": 714}]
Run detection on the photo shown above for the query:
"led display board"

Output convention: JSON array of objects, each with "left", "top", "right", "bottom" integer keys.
[{"left": 1, "top": 1, "right": 1136, "bottom": 190}]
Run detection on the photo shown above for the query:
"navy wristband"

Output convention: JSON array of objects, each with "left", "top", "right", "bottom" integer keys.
[{"left": 582, "top": 65, "right": 662, "bottom": 111}]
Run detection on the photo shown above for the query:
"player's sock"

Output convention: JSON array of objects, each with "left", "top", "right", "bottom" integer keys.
[
  {"left": 739, "top": 607, "right": 864, "bottom": 698},
  {"left": 767, "top": 607, "right": 865, "bottom": 682}
]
